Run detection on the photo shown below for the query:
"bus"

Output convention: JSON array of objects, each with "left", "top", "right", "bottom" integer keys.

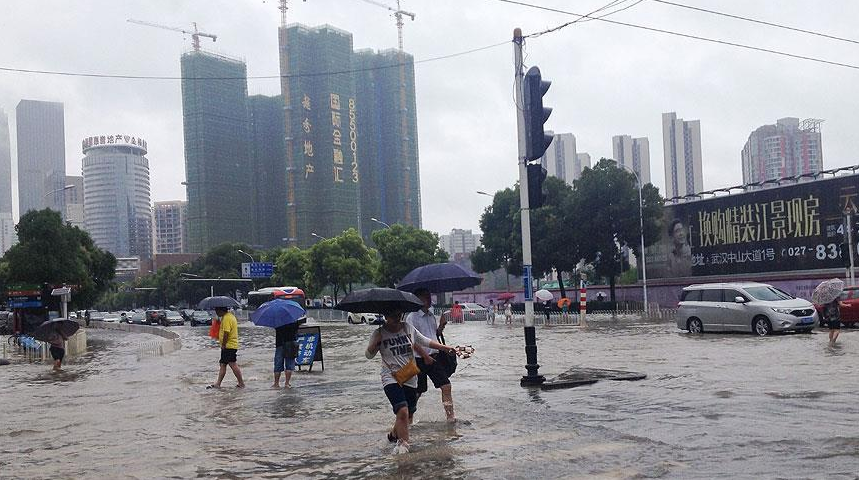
[{"left": 247, "top": 286, "right": 306, "bottom": 311}]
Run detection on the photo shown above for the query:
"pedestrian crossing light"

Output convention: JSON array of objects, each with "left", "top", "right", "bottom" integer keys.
[{"left": 523, "top": 66, "right": 553, "bottom": 161}]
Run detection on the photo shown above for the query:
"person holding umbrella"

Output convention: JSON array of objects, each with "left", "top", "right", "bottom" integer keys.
[
  {"left": 812, "top": 279, "right": 850, "bottom": 346},
  {"left": 49, "top": 329, "right": 68, "bottom": 371},
  {"left": 406, "top": 288, "right": 456, "bottom": 423},
  {"left": 212, "top": 306, "right": 245, "bottom": 389},
  {"left": 33, "top": 317, "right": 79, "bottom": 372},
  {"left": 249, "top": 293, "right": 307, "bottom": 389}
]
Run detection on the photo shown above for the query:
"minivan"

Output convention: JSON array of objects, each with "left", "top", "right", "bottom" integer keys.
[{"left": 676, "top": 282, "right": 818, "bottom": 336}]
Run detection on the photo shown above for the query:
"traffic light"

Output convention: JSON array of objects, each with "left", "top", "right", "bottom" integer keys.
[
  {"left": 523, "top": 66, "right": 553, "bottom": 161},
  {"left": 527, "top": 161, "right": 547, "bottom": 208}
]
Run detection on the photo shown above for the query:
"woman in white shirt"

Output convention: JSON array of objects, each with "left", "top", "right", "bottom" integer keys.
[{"left": 366, "top": 308, "right": 456, "bottom": 455}]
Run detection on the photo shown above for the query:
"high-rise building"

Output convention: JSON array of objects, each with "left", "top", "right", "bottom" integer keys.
[
  {"left": 280, "top": 24, "right": 361, "bottom": 247},
  {"left": 440, "top": 228, "right": 482, "bottom": 260},
  {"left": 0, "top": 108, "right": 15, "bottom": 255},
  {"left": 575, "top": 153, "right": 592, "bottom": 179},
  {"left": 16, "top": 100, "right": 66, "bottom": 216},
  {"left": 662, "top": 112, "right": 703, "bottom": 199},
  {"left": 612, "top": 135, "right": 651, "bottom": 184},
  {"left": 540, "top": 132, "right": 578, "bottom": 185},
  {"left": 248, "top": 94, "right": 287, "bottom": 249},
  {"left": 354, "top": 48, "right": 421, "bottom": 241},
  {"left": 82, "top": 134, "right": 153, "bottom": 261},
  {"left": 64, "top": 175, "right": 84, "bottom": 230},
  {"left": 741, "top": 117, "right": 823, "bottom": 185},
  {"left": 153, "top": 200, "right": 187, "bottom": 254},
  {"left": 181, "top": 51, "right": 252, "bottom": 253}
]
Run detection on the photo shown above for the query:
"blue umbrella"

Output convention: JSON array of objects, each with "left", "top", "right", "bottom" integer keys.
[
  {"left": 397, "top": 262, "right": 483, "bottom": 293},
  {"left": 250, "top": 299, "right": 306, "bottom": 328}
]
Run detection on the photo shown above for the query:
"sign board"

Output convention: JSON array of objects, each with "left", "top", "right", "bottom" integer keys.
[
  {"left": 523, "top": 265, "right": 534, "bottom": 302},
  {"left": 241, "top": 262, "right": 274, "bottom": 279},
  {"left": 645, "top": 174, "right": 859, "bottom": 279},
  {"left": 295, "top": 325, "right": 324, "bottom": 371}
]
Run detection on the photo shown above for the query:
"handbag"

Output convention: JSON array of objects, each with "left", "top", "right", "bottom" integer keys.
[
  {"left": 434, "top": 333, "right": 458, "bottom": 377},
  {"left": 385, "top": 357, "right": 421, "bottom": 385},
  {"left": 208, "top": 318, "right": 221, "bottom": 340}
]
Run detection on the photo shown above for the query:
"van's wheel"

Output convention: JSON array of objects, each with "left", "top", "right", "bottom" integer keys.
[
  {"left": 688, "top": 317, "right": 703, "bottom": 334},
  {"left": 753, "top": 316, "right": 772, "bottom": 336}
]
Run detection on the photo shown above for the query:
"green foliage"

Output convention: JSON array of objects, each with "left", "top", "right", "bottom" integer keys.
[
  {"left": 3, "top": 209, "right": 116, "bottom": 309},
  {"left": 306, "top": 228, "right": 377, "bottom": 301},
  {"left": 371, "top": 224, "right": 448, "bottom": 288},
  {"left": 273, "top": 247, "right": 310, "bottom": 289},
  {"left": 475, "top": 187, "right": 521, "bottom": 275}
]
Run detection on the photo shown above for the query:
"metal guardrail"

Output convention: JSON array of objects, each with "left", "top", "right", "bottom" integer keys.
[
  {"left": 2, "top": 335, "right": 47, "bottom": 362},
  {"left": 305, "top": 308, "right": 348, "bottom": 323},
  {"left": 90, "top": 321, "right": 182, "bottom": 360}
]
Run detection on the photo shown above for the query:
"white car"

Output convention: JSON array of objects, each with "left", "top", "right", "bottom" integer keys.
[
  {"left": 348, "top": 312, "right": 384, "bottom": 325},
  {"left": 441, "top": 303, "right": 490, "bottom": 322}
]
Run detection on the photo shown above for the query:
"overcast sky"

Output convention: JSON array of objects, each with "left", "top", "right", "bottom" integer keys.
[{"left": 1, "top": 0, "right": 857, "bottom": 235}]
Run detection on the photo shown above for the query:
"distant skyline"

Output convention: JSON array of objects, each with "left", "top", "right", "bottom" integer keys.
[{"left": 1, "top": 0, "right": 857, "bottom": 234}]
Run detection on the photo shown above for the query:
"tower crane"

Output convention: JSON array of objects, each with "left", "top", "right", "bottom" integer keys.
[
  {"left": 356, "top": 0, "right": 415, "bottom": 51},
  {"left": 127, "top": 19, "right": 217, "bottom": 52}
]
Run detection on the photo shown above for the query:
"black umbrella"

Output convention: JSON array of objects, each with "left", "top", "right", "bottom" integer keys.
[
  {"left": 335, "top": 288, "right": 423, "bottom": 314},
  {"left": 198, "top": 296, "right": 240, "bottom": 310},
  {"left": 32, "top": 318, "right": 80, "bottom": 342},
  {"left": 397, "top": 262, "right": 483, "bottom": 293}
]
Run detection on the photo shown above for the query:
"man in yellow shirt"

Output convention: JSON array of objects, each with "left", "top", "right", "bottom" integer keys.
[{"left": 211, "top": 307, "right": 245, "bottom": 388}]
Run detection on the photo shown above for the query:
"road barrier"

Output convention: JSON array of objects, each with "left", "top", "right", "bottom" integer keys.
[
  {"left": 306, "top": 308, "right": 348, "bottom": 323},
  {"left": 90, "top": 321, "right": 182, "bottom": 360},
  {"left": 2, "top": 329, "right": 87, "bottom": 364}
]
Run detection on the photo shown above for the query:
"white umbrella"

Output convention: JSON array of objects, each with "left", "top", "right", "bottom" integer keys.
[
  {"left": 811, "top": 278, "right": 844, "bottom": 304},
  {"left": 535, "top": 289, "right": 554, "bottom": 301}
]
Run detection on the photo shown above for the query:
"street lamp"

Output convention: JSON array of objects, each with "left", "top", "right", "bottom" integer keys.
[
  {"left": 476, "top": 191, "right": 492, "bottom": 197},
  {"left": 616, "top": 162, "right": 649, "bottom": 314},
  {"left": 43, "top": 184, "right": 76, "bottom": 198},
  {"left": 369, "top": 217, "right": 391, "bottom": 229},
  {"left": 311, "top": 232, "right": 327, "bottom": 241},
  {"left": 180, "top": 272, "right": 212, "bottom": 297},
  {"left": 237, "top": 249, "right": 254, "bottom": 263}
]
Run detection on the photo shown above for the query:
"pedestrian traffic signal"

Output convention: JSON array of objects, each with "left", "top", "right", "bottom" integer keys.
[
  {"left": 527, "top": 161, "right": 547, "bottom": 209},
  {"left": 523, "top": 66, "right": 553, "bottom": 161}
]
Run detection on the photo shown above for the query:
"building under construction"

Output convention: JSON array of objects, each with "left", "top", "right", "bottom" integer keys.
[
  {"left": 248, "top": 94, "right": 288, "bottom": 249},
  {"left": 354, "top": 48, "right": 421, "bottom": 241},
  {"left": 181, "top": 51, "right": 252, "bottom": 253}
]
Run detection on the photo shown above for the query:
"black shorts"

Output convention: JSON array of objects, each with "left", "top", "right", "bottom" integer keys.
[
  {"left": 49, "top": 346, "right": 65, "bottom": 361},
  {"left": 829, "top": 320, "right": 842, "bottom": 330},
  {"left": 416, "top": 356, "right": 451, "bottom": 389},
  {"left": 383, "top": 383, "right": 418, "bottom": 416},
  {"left": 219, "top": 348, "right": 238, "bottom": 364}
]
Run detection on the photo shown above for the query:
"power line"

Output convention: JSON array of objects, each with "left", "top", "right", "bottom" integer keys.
[
  {"left": 652, "top": 0, "right": 859, "bottom": 46},
  {"left": 494, "top": 0, "right": 859, "bottom": 71}
]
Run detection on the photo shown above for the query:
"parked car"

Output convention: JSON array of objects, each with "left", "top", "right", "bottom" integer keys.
[
  {"left": 162, "top": 310, "right": 184, "bottom": 326},
  {"left": 347, "top": 312, "right": 384, "bottom": 325},
  {"left": 102, "top": 313, "right": 122, "bottom": 323},
  {"left": 814, "top": 286, "right": 858, "bottom": 327},
  {"left": 128, "top": 311, "right": 148, "bottom": 325},
  {"left": 87, "top": 311, "right": 106, "bottom": 322},
  {"left": 676, "top": 282, "right": 818, "bottom": 336},
  {"left": 145, "top": 309, "right": 166, "bottom": 325},
  {"left": 190, "top": 310, "right": 214, "bottom": 327},
  {"left": 440, "top": 303, "right": 490, "bottom": 323}
]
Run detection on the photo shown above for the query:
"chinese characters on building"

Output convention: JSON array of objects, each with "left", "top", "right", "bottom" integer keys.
[
  {"left": 82, "top": 135, "right": 148, "bottom": 152},
  {"left": 331, "top": 93, "right": 344, "bottom": 183},
  {"left": 697, "top": 196, "right": 820, "bottom": 247},
  {"left": 302, "top": 93, "right": 314, "bottom": 179},
  {"left": 348, "top": 98, "right": 359, "bottom": 183}
]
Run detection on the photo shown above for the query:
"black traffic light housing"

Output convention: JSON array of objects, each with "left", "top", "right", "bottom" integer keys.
[
  {"left": 527, "top": 161, "right": 547, "bottom": 209},
  {"left": 523, "top": 66, "right": 553, "bottom": 161}
]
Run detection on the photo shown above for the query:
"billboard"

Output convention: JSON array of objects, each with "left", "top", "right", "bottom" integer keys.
[{"left": 645, "top": 174, "right": 859, "bottom": 279}]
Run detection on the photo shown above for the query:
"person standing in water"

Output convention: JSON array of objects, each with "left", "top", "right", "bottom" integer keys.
[
  {"left": 406, "top": 289, "right": 456, "bottom": 423},
  {"left": 49, "top": 328, "right": 68, "bottom": 371},
  {"left": 211, "top": 307, "right": 245, "bottom": 389},
  {"left": 824, "top": 298, "right": 848, "bottom": 346},
  {"left": 366, "top": 308, "right": 456, "bottom": 455},
  {"left": 273, "top": 321, "right": 300, "bottom": 388}
]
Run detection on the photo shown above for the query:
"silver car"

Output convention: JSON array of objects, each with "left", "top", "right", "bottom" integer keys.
[{"left": 676, "top": 282, "right": 818, "bottom": 336}]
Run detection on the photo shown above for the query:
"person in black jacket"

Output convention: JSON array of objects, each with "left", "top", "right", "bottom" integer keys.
[{"left": 273, "top": 320, "right": 302, "bottom": 388}]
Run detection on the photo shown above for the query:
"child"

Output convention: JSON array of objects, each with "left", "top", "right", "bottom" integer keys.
[{"left": 366, "top": 309, "right": 456, "bottom": 455}]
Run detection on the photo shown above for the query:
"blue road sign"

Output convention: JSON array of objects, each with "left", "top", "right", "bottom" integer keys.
[
  {"left": 523, "top": 265, "right": 534, "bottom": 301},
  {"left": 242, "top": 262, "right": 274, "bottom": 279},
  {"left": 296, "top": 330, "right": 319, "bottom": 366}
]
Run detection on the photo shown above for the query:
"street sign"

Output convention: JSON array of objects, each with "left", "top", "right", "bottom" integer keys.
[
  {"left": 241, "top": 262, "right": 274, "bottom": 279},
  {"left": 295, "top": 325, "right": 324, "bottom": 371},
  {"left": 523, "top": 265, "right": 534, "bottom": 301}
]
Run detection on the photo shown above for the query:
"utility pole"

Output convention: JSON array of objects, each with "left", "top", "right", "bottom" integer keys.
[
  {"left": 514, "top": 28, "right": 544, "bottom": 387},
  {"left": 847, "top": 209, "right": 856, "bottom": 286}
]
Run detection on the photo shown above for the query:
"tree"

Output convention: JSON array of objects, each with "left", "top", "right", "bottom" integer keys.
[
  {"left": 372, "top": 224, "right": 448, "bottom": 287},
  {"left": 569, "top": 159, "right": 664, "bottom": 303},
  {"left": 474, "top": 187, "right": 521, "bottom": 285},
  {"left": 273, "top": 247, "right": 309, "bottom": 288},
  {"left": 3, "top": 209, "right": 116, "bottom": 309},
  {"left": 306, "top": 228, "right": 377, "bottom": 301}
]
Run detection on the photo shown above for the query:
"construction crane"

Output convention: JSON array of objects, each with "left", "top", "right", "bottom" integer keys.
[
  {"left": 356, "top": 0, "right": 415, "bottom": 51},
  {"left": 127, "top": 19, "right": 217, "bottom": 52}
]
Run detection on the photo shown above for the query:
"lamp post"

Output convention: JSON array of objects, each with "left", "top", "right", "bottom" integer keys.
[
  {"left": 370, "top": 217, "right": 391, "bottom": 229},
  {"left": 616, "top": 162, "right": 648, "bottom": 314},
  {"left": 311, "top": 232, "right": 327, "bottom": 241},
  {"left": 476, "top": 191, "right": 492, "bottom": 197},
  {"left": 180, "top": 272, "right": 213, "bottom": 297},
  {"left": 43, "top": 184, "right": 75, "bottom": 199}
]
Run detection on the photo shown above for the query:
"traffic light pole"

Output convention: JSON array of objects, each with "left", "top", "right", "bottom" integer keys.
[
  {"left": 514, "top": 28, "right": 544, "bottom": 387},
  {"left": 847, "top": 211, "right": 856, "bottom": 286}
]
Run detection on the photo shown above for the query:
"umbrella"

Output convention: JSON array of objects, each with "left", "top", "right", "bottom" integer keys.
[
  {"left": 32, "top": 318, "right": 79, "bottom": 342},
  {"left": 250, "top": 299, "right": 306, "bottom": 328},
  {"left": 335, "top": 288, "right": 423, "bottom": 314},
  {"left": 397, "top": 262, "right": 483, "bottom": 293},
  {"left": 812, "top": 278, "right": 845, "bottom": 304},
  {"left": 496, "top": 292, "right": 515, "bottom": 301},
  {"left": 198, "top": 296, "right": 240, "bottom": 310},
  {"left": 535, "top": 289, "right": 554, "bottom": 301},
  {"left": 557, "top": 297, "right": 572, "bottom": 308}
]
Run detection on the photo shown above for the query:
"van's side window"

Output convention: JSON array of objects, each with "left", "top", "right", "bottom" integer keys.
[
  {"left": 700, "top": 289, "right": 722, "bottom": 302},
  {"left": 682, "top": 290, "right": 702, "bottom": 301},
  {"left": 724, "top": 290, "right": 747, "bottom": 302}
]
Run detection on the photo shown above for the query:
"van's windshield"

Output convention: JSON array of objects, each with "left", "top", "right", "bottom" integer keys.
[{"left": 744, "top": 286, "right": 794, "bottom": 301}]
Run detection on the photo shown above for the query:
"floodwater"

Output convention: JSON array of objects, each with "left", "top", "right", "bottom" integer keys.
[{"left": 2, "top": 318, "right": 859, "bottom": 479}]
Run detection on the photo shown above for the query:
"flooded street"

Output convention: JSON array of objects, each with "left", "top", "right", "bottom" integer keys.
[{"left": 2, "top": 319, "right": 859, "bottom": 479}]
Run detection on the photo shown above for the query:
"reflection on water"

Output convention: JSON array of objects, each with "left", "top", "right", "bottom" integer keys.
[{"left": 1, "top": 321, "right": 858, "bottom": 478}]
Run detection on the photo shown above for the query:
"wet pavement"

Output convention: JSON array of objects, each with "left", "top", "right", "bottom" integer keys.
[{"left": 1, "top": 319, "right": 858, "bottom": 479}]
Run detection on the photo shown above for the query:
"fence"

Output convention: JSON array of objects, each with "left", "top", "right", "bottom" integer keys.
[
  {"left": 90, "top": 321, "right": 182, "bottom": 360},
  {"left": 306, "top": 308, "right": 348, "bottom": 323},
  {"left": 1, "top": 329, "right": 87, "bottom": 364}
]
